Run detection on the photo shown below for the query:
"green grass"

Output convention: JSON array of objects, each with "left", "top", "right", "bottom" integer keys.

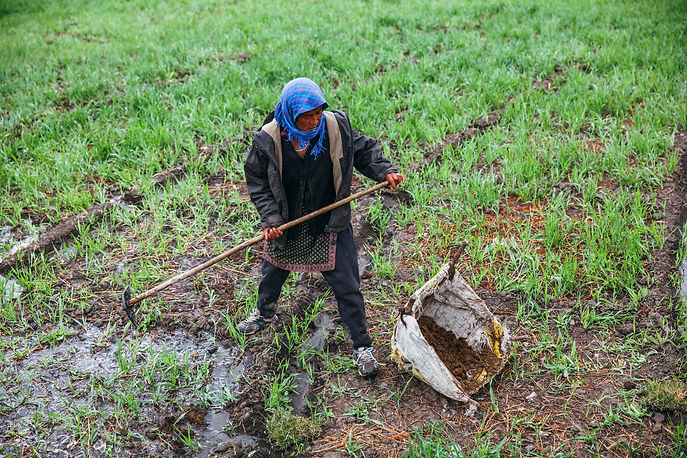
[
  {"left": 407, "top": 422, "right": 505, "bottom": 457},
  {"left": 1, "top": 0, "right": 687, "bottom": 455}
]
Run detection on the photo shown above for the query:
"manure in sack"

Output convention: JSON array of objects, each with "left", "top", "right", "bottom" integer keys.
[{"left": 390, "top": 263, "right": 511, "bottom": 402}]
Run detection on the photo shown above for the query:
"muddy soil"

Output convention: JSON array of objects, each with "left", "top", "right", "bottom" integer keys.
[
  {"left": 417, "top": 315, "right": 502, "bottom": 395},
  {"left": 3, "top": 142, "right": 685, "bottom": 456},
  {"left": 0, "top": 190, "right": 143, "bottom": 274}
]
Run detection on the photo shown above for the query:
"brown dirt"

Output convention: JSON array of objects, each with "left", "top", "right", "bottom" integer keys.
[
  {"left": 531, "top": 60, "right": 589, "bottom": 92},
  {"left": 417, "top": 315, "right": 502, "bottom": 394},
  {"left": 151, "top": 163, "right": 187, "bottom": 184},
  {"left": 186, "top": 404, "right": 208, "bottom": 426},
  {"left": 635, "top": 130, "right": 687, "bottom": 316}
]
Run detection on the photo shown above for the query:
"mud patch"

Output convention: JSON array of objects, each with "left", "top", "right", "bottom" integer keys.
[
  {"left": 418, "top": 315, "right": 501, "bottom": 395},
  {"left": 666, "top": 132, "right": 687, "bottom": 300},
  {"left": 0, "top": 274, "right": 23, "bottom": 302},
  {"left": 194, "top": 344, "right": 245, "bottom": 456},
  {"left": 0, "top": 324, "right": 247, "bottom": 456},
  {"left": 151, "top": 163, "right": 188, "bottom": 184},
  {"left": 640, "top": 130, "right": 687, "bottom": 313},
  {"left": 289, "top": 312, "right": 337, "bottom": 414},
  {"left": 1, "top": 224, "right": 45, "bottom": 258}
]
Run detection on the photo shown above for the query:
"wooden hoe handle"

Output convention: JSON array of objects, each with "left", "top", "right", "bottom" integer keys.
[{"left": 124, "top": 181, "right": 390, "bottom": 308}]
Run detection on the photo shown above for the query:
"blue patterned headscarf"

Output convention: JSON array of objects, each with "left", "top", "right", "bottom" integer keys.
[{"left": 274, "top": 78, "right": 329, "bottom": 159}]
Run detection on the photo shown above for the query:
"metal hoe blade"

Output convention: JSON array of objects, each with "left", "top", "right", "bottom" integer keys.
[{"left": 122, "top": 286, "right": 137, "bottom": 327}]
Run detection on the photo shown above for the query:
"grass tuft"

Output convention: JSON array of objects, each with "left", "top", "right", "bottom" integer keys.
[
  {"left": 644, "top": 378, "right": 687, "bottom": 413},
  {"left": 265, "top": 406, "right": 322, "bottom": 450}
]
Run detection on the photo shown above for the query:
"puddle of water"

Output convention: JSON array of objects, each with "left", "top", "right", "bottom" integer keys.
[
  {"left": 0, "top": 274, "right": 23, "bottom": 302},
  {"left": 230, "top": 433, "right": 259, "bottom": 447},
  {"left": 0, "top": 222, "right": 50, "bottom": 262},
  {"left": 208, "top": 433, "right": 280, "bottom": 457},
  {"left": 3, "top": 326, "right": 248, "bottom": 456},
  {"left": 70, "top": 326, "right": 118, "bottom": 377},
  {"left": 140, "top": 329, "right": 212, "bottom": 354},
  {"left": 54, "top": 245, "right": 78, "bottom": 263},
  {"left": 4, "top": 217, "right": 79, "bottom": 262},
  {"left": 200, "top": 410, "right": 231, "bottom": 451},
  {"left": 195, "top": 345, "right": 245, "bottom": 457},
  {"left": 0, "top": 225, "right": 12, "bottom": 244},
  {"left": 203, "top": 345, "right": 244, "bottom": 408},
  {"left": 8, "top": 326, "right": 118, "bottom": 418},
  {"left": 6, "top": 231, "right": 40, "bottom": 257},
  {"left": 289, "top": 312, "right": 336, "bottom": 415}
]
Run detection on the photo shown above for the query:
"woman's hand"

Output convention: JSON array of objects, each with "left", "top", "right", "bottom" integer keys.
[
  {"left": 263, "top": 227, "right": 283, "bottom": 241},
  {"left": 385, "top": 173, "right": 405, "bottom": 190}
]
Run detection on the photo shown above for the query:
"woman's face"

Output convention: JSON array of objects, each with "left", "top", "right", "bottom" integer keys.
[{"left": 295, "top": 105, "right": 324, "bottom": 132}]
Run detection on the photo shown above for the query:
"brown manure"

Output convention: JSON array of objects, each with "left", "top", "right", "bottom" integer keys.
[{"left": 418, "top": 315, "right": 501, "bottom": 394}]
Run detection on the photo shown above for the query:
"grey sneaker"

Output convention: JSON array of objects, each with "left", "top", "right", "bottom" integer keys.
[
  {"left": 237, "top": 308, "right": 276, "bottom": 335},
  {"left": 353, "top": 347, "right": 378, "bottom": 377}
]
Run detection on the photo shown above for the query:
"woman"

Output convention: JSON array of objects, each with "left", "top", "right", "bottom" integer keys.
[{"left": 240, "top": 77, "right": 404, "bottom": 377}]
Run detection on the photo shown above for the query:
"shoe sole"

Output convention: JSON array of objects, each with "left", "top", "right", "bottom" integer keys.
[
  {"left": 359, "top": 369, "right": 378, "bottom": 377},
  {"left": 356, "top": 362, "right": 379, "bottom": 377},
  {"left": 238, "top": 319, "right": 275, "bottom": 336}
]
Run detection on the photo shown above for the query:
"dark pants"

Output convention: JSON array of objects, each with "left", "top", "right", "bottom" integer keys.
[{"left": 257, "top": 224, "right": 372, "bottom": 349}]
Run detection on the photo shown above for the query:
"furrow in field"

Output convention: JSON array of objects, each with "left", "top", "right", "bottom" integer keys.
[
  {"left": 412, "top": 60, "right": 583, "bottom": 173},
  {"left": 0, "top": 152, "right": 209, "bottom": 274},
  {"left": 640, "top": 129, "right": 687, "bottom": 311}
]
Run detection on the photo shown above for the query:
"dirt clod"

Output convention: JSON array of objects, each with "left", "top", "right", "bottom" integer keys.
[
  {"left": 186, "top": 405, "right": 207, "bottom": 426},
  {"left": 418, "top": 316, "right": 501, "bottom": 394}
]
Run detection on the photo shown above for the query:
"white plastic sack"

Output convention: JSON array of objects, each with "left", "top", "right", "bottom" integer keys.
[{"left": 390, "top": 263, "right": 511, "bottom": 402}]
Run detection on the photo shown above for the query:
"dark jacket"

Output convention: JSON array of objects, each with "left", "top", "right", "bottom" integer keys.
[{"left": 244, "top": 110, "right": 397, "bottom": 248}]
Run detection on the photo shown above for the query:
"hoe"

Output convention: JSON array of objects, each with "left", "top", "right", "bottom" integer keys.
[
  {"left": 121, "top": 181, "right": 390, "bottom": 327},
  {"left": 121, "top": 180, "right": 511, "bottom": 402}
]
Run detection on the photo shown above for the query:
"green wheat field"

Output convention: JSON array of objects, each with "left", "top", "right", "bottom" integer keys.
[{"left": 1, "top": 0, "right": 687, "bottom": 456}]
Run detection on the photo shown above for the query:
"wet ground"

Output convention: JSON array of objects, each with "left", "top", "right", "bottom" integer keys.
[
  {"left": 1, "top": 115, "right": 686, "bottom": 455},
  {"left": 1, "top": 274, "right": 23, "bottom": 302},
  {"left": 0, "top": 323, "right": 250, "bottom": 455}
]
